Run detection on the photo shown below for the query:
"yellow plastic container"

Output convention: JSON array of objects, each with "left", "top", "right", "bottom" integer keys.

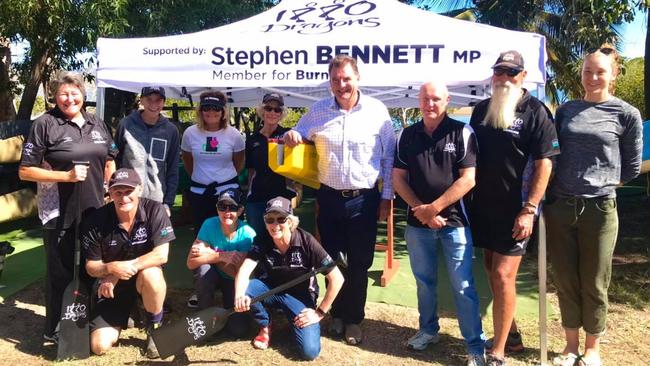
[{"left": 268, "top": 139, "right": 320, "bottom": 189}]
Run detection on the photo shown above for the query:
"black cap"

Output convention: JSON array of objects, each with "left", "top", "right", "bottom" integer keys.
[
  {"left": 217, "top": 188, "right": 243, "bottom": 206},
  {"left": 141, "top": 86, "right": 166, "bottom": 99},
  {"left": 200, "top": 95, "right": 226, "bottom": 109},
  {"left": 108, "top": 168, "right": 141, "bottom": 189},
  {"left": 262, "top": 93, "right": 284, "bottom": 106},
  {"left": 265, "top": 196, "right": 292, "bottom": 216},
  {"left": 492, "top": 50, "right": 525, "bottom": 71}
]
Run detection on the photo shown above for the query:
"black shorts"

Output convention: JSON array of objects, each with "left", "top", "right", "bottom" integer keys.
[
  {"left": 90, "top": 278, "right": 138, "bottom": 331},
  {"left": 471, "top": 211, "right": 533, "bottom": 256}
]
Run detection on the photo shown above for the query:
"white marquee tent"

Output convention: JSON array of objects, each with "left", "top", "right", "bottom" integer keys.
[{"left": 96, "top": 0, "right": 548, "bottom": 110}]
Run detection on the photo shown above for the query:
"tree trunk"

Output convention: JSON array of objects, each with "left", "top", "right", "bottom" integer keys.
[
  {"left": 643, "top": 8, "right": 650, "bottom": 119},
  {"left": 16, "top": 49, "right": 50, "bottom": 121},
  {"left": 0, "top": 38, "right": 16, "bottom": 122}
]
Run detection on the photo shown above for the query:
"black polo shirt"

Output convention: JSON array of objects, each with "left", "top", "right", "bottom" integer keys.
[
  {"left": 245, "top": 126, "right": 295, "bottom": 202},
  {"left": 20, "top": 108, "right": 117, "bottom": 229},
  {"left": 81, "top": 198, "right": 175, "bottom": 263},
  {"left": 470, "top": 89, "right": 560, "bottom": 215},
  {"left": 247, "top": 227, "right": 333, "bottom": 301},
  {"left": 394, "top": 116, "right": 477, "bottom": 228}
]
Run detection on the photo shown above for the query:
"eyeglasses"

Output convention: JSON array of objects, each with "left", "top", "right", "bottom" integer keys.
[
  {"left": 263, "top": 106, "right": 283, "bottom": 113},
  {"left": 201, "top": 105, "right": 223, "bottom": 112},
  {"left": 263, "top": 216, "right": 289, "bottom": 225},
  {"left": 587, "top": 47, "right": 615, "bottom": 56},
  {"left": 217, "top": 203, "right": 239, "bottom": 212},
  {"left": 493, "top": 67, "right": 522, "bottom": 77}
]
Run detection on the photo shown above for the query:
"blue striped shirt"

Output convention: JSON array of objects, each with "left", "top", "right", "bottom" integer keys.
[{"left": 294, "top": 93, "right": 395, "bottom": 199}]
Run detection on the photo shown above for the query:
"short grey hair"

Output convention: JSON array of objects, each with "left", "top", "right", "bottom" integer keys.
[
  {"left": 50, "top": 71, "right": 86, "bottom": 99},
  {"left": 287, "top": 214, "right": 300, "bottom": 231}
]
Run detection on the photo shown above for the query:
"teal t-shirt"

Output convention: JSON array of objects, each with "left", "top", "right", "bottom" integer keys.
[{"left": 197, "top": 217, "right": 256, "bottom": 278}]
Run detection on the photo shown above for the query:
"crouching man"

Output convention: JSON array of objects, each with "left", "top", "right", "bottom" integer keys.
[{"left": 81, "top": 168, "right": 175, "bottom": 358}]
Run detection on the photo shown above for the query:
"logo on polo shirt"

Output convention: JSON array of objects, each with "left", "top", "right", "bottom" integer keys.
[
  {"left": 506, "top": 118, "right": 524, "bottom": 135},
  {"left": 443, "top": 142, "right": 456, "bottom": 153},
  {"left": 160, "top": 226, "right": 174, "bottom": 237},
  {"left": 289, "top": 251, "right": 303, "bottom": 267},
  {"left": 133, "top": 226, "right": 148, "bottom": 244},
  {"left": 91, "top": 130, "right": 106, "bottom": 144}
]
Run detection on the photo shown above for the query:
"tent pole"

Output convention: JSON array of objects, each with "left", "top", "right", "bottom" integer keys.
[
  {"left": 537, "top": 82, "right": 548, "bottom": 366},
  {"left": 96, "top": 87, "right": 105, "bottom": 123}
]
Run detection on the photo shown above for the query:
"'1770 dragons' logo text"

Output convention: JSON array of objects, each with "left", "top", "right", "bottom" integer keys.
[
  {"left": 61, "top": 303, "right": 87, "bottom": 322},
  {"left": 187, "top": 316, "right": 207, "bottom": 340}
]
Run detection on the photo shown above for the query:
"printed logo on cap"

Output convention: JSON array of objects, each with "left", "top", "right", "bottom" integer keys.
[
  {"left": 116, "top": 171, "right": 129, "bottom": 180},
  {"left": 271, "top": 199, "right": 283, "bottom": 208},
  {"left": 503, "top": 53, "right": 515, "bottom": 62}
]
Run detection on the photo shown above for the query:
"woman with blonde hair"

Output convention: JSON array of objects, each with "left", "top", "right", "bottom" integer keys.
[
  {"left": 181, "top": 91, "right": 245, "bottom": 231},
  {"left": 244, "top": 92, "right": 295, "bottom": 235},
  {"left": 545, "top": 45, "right": 643, "bottom": 366}
]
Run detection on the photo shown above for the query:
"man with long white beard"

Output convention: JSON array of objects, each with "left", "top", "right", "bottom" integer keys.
[{"left": 469, "top": 51, "right": 560, "bottom": 366}]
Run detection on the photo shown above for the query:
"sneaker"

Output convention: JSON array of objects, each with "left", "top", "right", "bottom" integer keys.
[
  {"left": 553, "top": 353, "right": 579, "bottom": 366},
  {"left": 406, "top": 330, "right": 440, "bottom": 351},
  {"left": 485, "top": 331, "right": 524, "bottom": 353},
  {"left": 144, "top": 322, "right": 162, "bottom": 359},
  {"left": 252, "top": 325, "right": 271, "bottom": 350},
  {"left": 328, "top": 317, "right": 344, "bottom": 337},
  {"left": 345, "top": 323, "right": 363, "bottom": 345},
  {"left": 43, "top": 333, "right": 58, "bottom": 345},
  {"left": 578, "top": 355, "right": 602, "bottom": 366},
  {"left": 486, "top": 353, "right": 507, "bottom": 366},
  {"left": 468, "top": 353, "right": 486, "bottom": 366},
  {"left": 187, "top": 294, "right": 198, "bottom": 309}
]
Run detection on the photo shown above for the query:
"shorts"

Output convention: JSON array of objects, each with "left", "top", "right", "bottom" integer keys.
[
  {"left": 90, "top": 278, "right": 138, "bottom": 331},
  {"left": 470, "top": 210, "right": 532, "bottom": 256}
]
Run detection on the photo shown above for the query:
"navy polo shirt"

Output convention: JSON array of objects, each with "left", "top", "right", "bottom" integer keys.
[
  {"left": 20, "top": 108, "right": 117, "bottom": 228},
  {"left": 470, "top": 89, "right": 560, "bottom": 215},
  {"left": 81, "top": 198, "right": 175, "bottom": 263},
  {"left": 394, "top": 116, "right": 477, "bottom": 228},
  {"left": 245, "top": 126, "right": 295, "bottom": 202},
  {"left": 247, "top": 227, "right": 333, "bottom": 301}
]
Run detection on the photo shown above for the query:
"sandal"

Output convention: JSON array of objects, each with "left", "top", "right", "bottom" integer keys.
[
  {"left": 252, "top": 325, "right": 271, "bottom": 350},
  {"left": 553, "top": 353, "right": 579, "bottom": 366}
]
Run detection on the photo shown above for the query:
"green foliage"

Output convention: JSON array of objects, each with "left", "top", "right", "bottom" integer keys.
[
  {"left": 14, "top": 95, "right": 47, "bottom": 118},
  {"left": 616, "top": 57, "right": 646, "bottom": 119}
]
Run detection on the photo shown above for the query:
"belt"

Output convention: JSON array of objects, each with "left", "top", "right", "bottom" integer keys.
[{"left": 320, "top": 184, "right": 375, "bottom": 198}]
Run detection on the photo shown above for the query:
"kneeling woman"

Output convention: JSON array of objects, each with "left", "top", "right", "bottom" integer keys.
[
  {"left": 186, "top": 188, "right": 255, "bottom": 337},
  {"left": 234, "top": 196, "right": 344, "bottom": 360}
]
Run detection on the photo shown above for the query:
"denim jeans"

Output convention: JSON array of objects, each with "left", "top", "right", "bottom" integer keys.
[
  {"left": 194, "top": 264, "right": 250, "bottom": 338},
  {"left": 245, "top": 279, "right": 321, "bottom": 360},
  {"left": 405, "top": 225, "right": 485, "bottom": 356},
  {"left": 245, "top": 201, "right": 266, "bottom": 238}
]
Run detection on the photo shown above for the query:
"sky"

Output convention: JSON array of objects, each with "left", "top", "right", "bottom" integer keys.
[{"left": 10, "top": 5, "right": 648, "bottom": 62}]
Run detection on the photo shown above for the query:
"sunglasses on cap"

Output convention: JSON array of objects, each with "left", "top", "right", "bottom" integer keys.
[
  {"left": 263, "top": 106, "right": 283, "bottom": 113},
  {"left": 586, "top": 47, "right": 615, "bottom": 56},
  {"left": 201, "top": 105, "right": 223, "bottom": 112},
  {"left": 217, "top": 203, "right": 239, "bottom": 212},
  {"left": 493, "top": 67, "right": 522, "bottom": 77},
  {"left": 263, "top": 216, "right": 289, "bottom": 225}
]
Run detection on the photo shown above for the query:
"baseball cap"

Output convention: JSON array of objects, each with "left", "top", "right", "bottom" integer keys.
[
  {"left": 200, "top": 95, "right": 226, "bottom": 109},
  {"left": 262, "top": 93, "right": 284, "bottom": 106},
  {"left": 492, "top": 50, "right": 525, "bottom": 71},
  {"left": 141, "top": 86, "right": 166, "bottom": 99},
  {"left": 217, "top": 188, "right": 243, "bottom": 206},
  {"left": 108, "top": 168, "right": 142, "bottom": 189},
  {"left": 265, "top": 196, "right": 292, "bottom": 216}
]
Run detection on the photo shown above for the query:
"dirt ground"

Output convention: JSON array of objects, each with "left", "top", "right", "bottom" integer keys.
[{"left": 1, "top": 283, "right": 648, "bottom": 366}]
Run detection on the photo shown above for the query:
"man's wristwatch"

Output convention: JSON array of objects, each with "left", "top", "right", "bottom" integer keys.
[{"left": 315, "top": 307, "right": 327, "bottom": 317}]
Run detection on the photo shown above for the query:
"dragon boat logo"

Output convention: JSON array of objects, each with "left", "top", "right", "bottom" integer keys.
[
  {"left": 61, "top": 302, "right": 87, "bottom": 321},
  {"left": 263, "top": 0, "right": 380, "bottom": 35},
  {"left": 187, "top": 316, "right": 207, "bottom": 340}
]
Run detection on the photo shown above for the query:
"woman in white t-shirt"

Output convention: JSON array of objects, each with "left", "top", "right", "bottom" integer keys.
[{"left": 181, "top": 91, "right": 245, "bottom": 231}]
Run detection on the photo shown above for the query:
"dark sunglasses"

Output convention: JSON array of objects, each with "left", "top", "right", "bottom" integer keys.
[
  {"left": 263, "top": 106, "right": 283, "bottom": 113},
  {"left": 586, "top": 47, "right": 615, "bottom": 56},
  {"left": 493, "top": 67, "right": 522, "bottom": 77},
  {"left": 201, "top": 105, "right": 223, "bottom": 112},
  {"left": 263, "top": 216, "right": 289, "bottom": 225},
  {"left": 217, "top": 203, "right": 239, "bottom": 212}
]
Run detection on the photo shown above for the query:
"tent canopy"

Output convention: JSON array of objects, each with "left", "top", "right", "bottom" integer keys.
[{"left": 96, "top": 0, "right": 547, "bottom": 108}]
